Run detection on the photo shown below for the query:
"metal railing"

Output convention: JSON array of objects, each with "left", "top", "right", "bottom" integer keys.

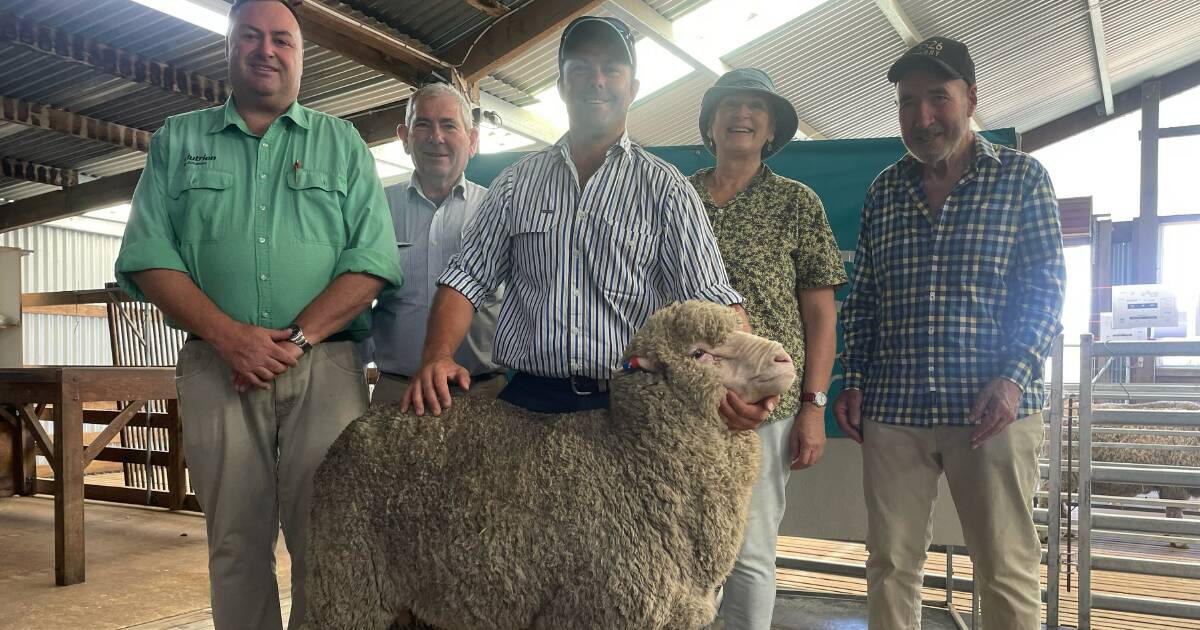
[{"left": 1074, "top": 334, "right": 1200, "bottom": 628}]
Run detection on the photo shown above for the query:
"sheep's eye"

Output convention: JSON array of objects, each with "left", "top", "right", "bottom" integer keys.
[{"left": 691, "top": 349, "right": 706, "bottom": 359}]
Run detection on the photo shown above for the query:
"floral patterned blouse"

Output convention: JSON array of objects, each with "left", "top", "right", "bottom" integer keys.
[{"left": 689, "top": 165, "right": 848, "bottom": 421}]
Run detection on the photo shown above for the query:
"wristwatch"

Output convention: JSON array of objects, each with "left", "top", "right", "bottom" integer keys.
[
  {"left": 801, "top": 391, "right": 828, "bottom": 407},
  {"left": 286, "top": 323, "right": 313, "bottom": 353}
]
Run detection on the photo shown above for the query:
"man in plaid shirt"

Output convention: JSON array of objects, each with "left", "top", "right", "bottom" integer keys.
[{"left": 835, "top": 37, "right": 1065, "bottom": 630}]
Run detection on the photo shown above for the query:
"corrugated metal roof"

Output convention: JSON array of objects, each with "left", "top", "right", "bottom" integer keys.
[
  {"left": 627, "top": 73, "right": 708, "bottom": 146},
  {"left": 3, "top": 0, "right": 1200, "bottom": 208},
  {"left": 1103, "top": 0, "right": 1200, "bottom": 93},
  {"left": 899, "top": 0, "right": 1098, "bottom": 136},
  {"left": 646, "top": 0, "right": 709, "bottom": 21},
  {"left": 321, "top": 0, "right": 526, "bottom": 52},
  {"left": 727, "top": 0, "right": 906, "bottom": 140}
]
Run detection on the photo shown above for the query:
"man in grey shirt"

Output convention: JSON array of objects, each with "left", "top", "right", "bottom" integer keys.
[{"left": 369, "top": 83, "right": 504, "bottom": 405}]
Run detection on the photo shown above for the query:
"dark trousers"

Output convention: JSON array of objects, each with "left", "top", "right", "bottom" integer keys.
[{"left": 498, "top": 372, "right": 610, "bottom": 413}]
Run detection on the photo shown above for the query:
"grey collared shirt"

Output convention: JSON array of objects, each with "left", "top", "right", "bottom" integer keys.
[{"left": 369, "top": 176, "right": 503, "bottom": 377}]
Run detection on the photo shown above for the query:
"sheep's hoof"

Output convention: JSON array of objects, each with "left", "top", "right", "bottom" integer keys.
[{"left": 1169, "top": 541, "right": 1191, "bottom": 550}]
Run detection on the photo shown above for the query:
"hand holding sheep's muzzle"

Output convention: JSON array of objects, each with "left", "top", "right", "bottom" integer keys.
[{"left": 710, "top": 333, "right": 796, "bottom": 431}]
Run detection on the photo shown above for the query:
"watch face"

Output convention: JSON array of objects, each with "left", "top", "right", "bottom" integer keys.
[{"left": 812, "top": 391, "right": 827, "bottom": 407}]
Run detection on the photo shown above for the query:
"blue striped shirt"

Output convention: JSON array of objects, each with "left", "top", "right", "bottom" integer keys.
[
  {"left": 368, "top": 176, "right": 502, "bottom": 377},
  {"left": 439, "top": 133, "right": 743, "bottom": 379},
  {"left": 841, "top": 134, "right": 1065, "bottom": 426}
]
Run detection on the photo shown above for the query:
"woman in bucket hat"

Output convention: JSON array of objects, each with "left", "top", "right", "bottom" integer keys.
[{"left": 688, "top": 68, "right": 847, "bottom": 629}]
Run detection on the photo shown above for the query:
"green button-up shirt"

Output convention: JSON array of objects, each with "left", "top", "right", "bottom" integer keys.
[{"left": 115, "top": 98, "right": 402, "bottom": 340}]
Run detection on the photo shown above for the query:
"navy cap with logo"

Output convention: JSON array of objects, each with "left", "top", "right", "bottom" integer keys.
[
  {"left": 558, "top": 16, "right": 637, "bottom": 74},
  {"left": 887, "top": 36, "right": 975, "bottom": 85}
]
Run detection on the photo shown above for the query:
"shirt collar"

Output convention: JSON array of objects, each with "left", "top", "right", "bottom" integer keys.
[
  {"left": 898, "top": 132, "right": 999, "bottom": 178},
  {"left": 208, "top": 95, "right": 310, "bottom": 135},
  {"left": 555, "top": 130, "right": 633, "bottom": 162},
  {"left": 407, "top": 172, "right": 467, "bottom": 205}
]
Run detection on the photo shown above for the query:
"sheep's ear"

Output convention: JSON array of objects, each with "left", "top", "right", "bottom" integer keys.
[{"left": 622, "top": 355, "right": 661, "bottom": 374}]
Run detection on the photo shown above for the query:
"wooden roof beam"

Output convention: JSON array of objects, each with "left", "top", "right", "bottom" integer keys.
[
  {"left": 1023, "top": 58, "right": 1200, "bottom": 152},
  {"left": 0, "top": 169, "right": 141, "bottom": 233},
  {"left": 0, "top": 12, "right": 228, "bottom": 106},
  {"left": 463, "top": 0, "right": 511, "bottom": 17},
  {"left": 1, "top": 157, "right": 79, "bottom": 187},
  {"left": 295, "top": 0, "right": 451, "bottom": 87},
  {"left": 0, "top": 96, "right": 151, "bottom": 152},
  {"left": 1086, "top": 0, "right": 1115, "bottom": 116},
  {"left": 442, "top": 0, "right": 604, "bottom": 83},
  {"left": 874, "top": 0, "right": 984, "bottom": 132}
]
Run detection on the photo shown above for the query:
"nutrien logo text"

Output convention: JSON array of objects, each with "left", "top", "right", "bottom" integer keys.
[{"left": 186, "top": 153, "right": 216, "bottom": 164}]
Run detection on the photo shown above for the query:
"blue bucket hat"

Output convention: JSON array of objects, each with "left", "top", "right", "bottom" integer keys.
[{"left": 698, "top": 67, "right": 799, "bottom": 159}]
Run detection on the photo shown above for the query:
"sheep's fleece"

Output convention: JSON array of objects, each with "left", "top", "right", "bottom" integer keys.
[{"left": 303, "top": 300, "right": 796, "bottom": 630}]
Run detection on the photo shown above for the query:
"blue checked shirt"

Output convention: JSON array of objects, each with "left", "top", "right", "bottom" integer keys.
[
  {"left": 439, "top": 133, "right": 743, "bottom": 379},
  {"left": 840, "top": 134, "right": 1065, "bottom": 426}
]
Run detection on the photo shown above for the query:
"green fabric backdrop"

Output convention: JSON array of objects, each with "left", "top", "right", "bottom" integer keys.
[{"left": 463, "top": 129, "right": 1018, "bottom": 434}]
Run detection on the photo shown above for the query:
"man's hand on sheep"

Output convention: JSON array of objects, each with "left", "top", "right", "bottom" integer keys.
[
  {"left": 401, "top": 356, "right": 471, "bottom": 416},
  {"left": 969, "top": 377, "right": 1022, "bottom": 448},
  {"left": 833, "top": 388, "right": 863, "bottom": 443},
  {"left": 790, "top": 404, "right": 827, "bottom": 468},
  {"left": 719, "top": 390, "right": 777, "bottom": 431}
]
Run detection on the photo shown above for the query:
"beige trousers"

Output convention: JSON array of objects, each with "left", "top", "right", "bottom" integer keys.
[
  {"left": 176, "top": 340, "right": 368, "bottom": 630},
  {"left": 370, "top": 371, "right": 508, "bottom": 406},
  {"left": 862, "top": 413, "right": 1044, "bottom": 630}
]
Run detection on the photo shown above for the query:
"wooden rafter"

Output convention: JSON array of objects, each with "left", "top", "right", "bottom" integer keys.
[
  {"left": 295, "top": 0, "right": 450, "bottom": 87},
  {"left": 0, "top": 99, "right": 413, "bottom": 232},
  {"left": 0, "top": 169, "right": 142, "bottom": 233},
  {"left": 0, "top": 96, "right": 151, "bottom": 152},
  {"left": 442, "top": 0, "right": 604, "bottom": 83},
  {"left": 1, "top": 157, "right": 79, "bottom": 187},
  {"left": 1023, "top": 58, "right": 1200, "bottom": 152},
  {"left": 463, "top": 0, "right": 511, "bottom": 17},
  {"left": 0, "top": 12, "right": 228, "bottom": 106}
]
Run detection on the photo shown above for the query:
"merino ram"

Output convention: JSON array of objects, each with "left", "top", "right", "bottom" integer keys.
[{"left": 302, "top": 300, "right": 797, "bottom": 630}]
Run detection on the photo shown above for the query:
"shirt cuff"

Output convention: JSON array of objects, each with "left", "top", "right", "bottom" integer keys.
[
  {"left": 683, "top": 283, "right": 745, "bottom": 306},
  {"left": 998, "top": 360, "right": 1032, "bottom": 391},
  {"left": 114, "top": 239, "right": 189, "bottom": 301},
  {"left": 841, "top": 370, "right": 865, "bottom": 392},
  {"left": 334, "top": 247, "right": 403, "bottom": 290},
  {"left": 438, "top": 267, "right": 488, "bottom": 310}
]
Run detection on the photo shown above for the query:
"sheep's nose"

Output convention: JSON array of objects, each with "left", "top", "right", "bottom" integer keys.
[{"left": 775, "top": 352, "right": 792, "bottom": 364}]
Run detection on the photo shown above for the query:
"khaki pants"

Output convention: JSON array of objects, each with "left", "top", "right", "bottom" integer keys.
[
  {"left": 862, "top": 413, "right": 1044, "bottom": 630},
  {"left": 176, "top": 340, "right": 368, "bottom": 630},
  {"left": 370, "top": 371, "right": 508, "bottom": 406}
]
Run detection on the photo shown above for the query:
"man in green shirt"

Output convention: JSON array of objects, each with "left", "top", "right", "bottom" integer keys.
[{"left": 114, "top": 1, "right": 401, "bottom": 628}]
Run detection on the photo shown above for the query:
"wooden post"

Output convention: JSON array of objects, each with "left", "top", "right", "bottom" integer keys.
[
  {"left": 165, "top": 399, "right": 185, "bottom": 511},
  {"left": 1132, "top": 80, "right": 1160, "bottom": 383},
  {"left": 54, "top": 376, "right": 85, "bottom": 586},
  {"left": 0, "top": 409, "right": 14, "bottom": 496}
]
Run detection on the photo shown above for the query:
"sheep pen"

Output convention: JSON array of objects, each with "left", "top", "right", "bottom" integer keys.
[
  {"left": 302, "top": 300, "right": 797, "bottom": 630},
  {"left": 1045, "top": 400, "right": 1200, "bottom": 546}
]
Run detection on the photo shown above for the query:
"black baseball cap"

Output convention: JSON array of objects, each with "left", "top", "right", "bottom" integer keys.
[
  {"left": 558, "top": 16, "right": 637, "bottom": 74},
  {"left": 887, "top": 36, "right": 975, "bottom": 85}
]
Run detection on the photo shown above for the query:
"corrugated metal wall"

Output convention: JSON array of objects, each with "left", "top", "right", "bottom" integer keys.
[{"left": 0, "top": 224, "right": 120, "bottom": 366}]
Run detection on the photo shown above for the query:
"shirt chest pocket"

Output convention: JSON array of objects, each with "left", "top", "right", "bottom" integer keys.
[
  {"left": 169, "top": 170, "right": 234, "bottom": 243},
  {"left": 286, "top": 169, "right": 347, "bottom": 245}
]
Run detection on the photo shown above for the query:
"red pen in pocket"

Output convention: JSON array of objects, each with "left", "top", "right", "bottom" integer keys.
[{"left": 293, "top": 160, "right": 301, "bottom": 183}]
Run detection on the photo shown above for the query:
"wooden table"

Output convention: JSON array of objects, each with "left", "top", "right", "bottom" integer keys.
[{"left": 0, "top": 367, "right": 181, "bottom": 586}]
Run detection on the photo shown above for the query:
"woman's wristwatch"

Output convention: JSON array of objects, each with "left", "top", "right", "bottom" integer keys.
[{"left": 801, "top": 391, "right": 828, "bottom": 407}]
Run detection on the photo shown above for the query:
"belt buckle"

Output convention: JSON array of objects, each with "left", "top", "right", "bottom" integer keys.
[{"left": 569, "top": 375, "right": 593, "bottom": 396}]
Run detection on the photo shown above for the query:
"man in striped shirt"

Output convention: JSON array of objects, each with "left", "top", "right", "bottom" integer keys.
[
  {"left": 401, "top": 16, "right": 771, "bottom": 429},
  {"left": 835, "top": 38, "right": 1065, "bottom": 629}
]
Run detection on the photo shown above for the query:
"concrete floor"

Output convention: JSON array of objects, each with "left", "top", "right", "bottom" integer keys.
[
  {"left": 0, "top": 496, "right": 290, "bottom": 630},
  {"left": 771, "top": 593, "right": 958, "bottom": 629}
]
